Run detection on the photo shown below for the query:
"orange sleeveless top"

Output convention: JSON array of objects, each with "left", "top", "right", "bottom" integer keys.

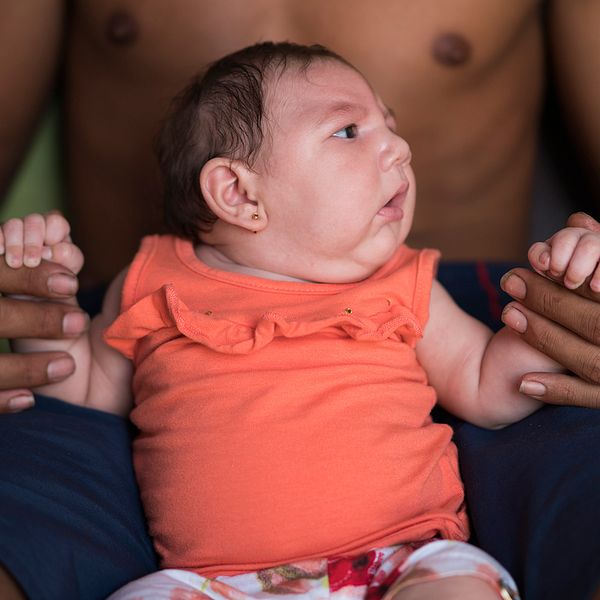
[{"left": 105, "top": 235, "right": 468, "bottom": 576}]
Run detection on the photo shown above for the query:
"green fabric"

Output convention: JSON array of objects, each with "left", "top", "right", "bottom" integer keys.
[{"left": 1, "top": 102, "right": 65, "bottom": 221}]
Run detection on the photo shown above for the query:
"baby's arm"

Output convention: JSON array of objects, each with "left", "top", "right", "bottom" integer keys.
[
  {"left": 418, "top": 227, "right": 600, "bottom": 428},
  {"left": 416, "top": 281, "right": 560, "bottom": 429},
  {"left": 0, "top": 214, "right": 132, "bottom": 415}
]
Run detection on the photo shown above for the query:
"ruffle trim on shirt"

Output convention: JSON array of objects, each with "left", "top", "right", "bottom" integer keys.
[{"left": 105, "top": 284, "right": 425, "bottom": 357}]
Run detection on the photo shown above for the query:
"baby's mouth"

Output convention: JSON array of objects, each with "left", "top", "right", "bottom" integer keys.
[{"left": 378, "top": 180, "right": 409, "bottom": 218}]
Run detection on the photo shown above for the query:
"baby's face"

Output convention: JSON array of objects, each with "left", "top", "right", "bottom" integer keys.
[{"left": 253, "top": 59, "right": 416, "bottom": 283}]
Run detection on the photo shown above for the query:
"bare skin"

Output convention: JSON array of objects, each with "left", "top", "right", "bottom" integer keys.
[
  {"left": 0, "top": 258, "right": 87, "bottom": 410},
  {"left": 0, "top": 1, "right": 64, "bottom": 197},
  {"left": 0, "top": 1, "right": 599, "bottom": 403},
  {"left": 387, "top": 576, "right": 501, "bottom": 600},
  {"left": 0, "top": 6, "right": 599, "bottom": 597},
  {"left": 0, "top": 566, "right": 25, "bottom": 600},
  {"left": 549, "top": 0, "right": 600, "bottom": 193},
  {"left": 63, "top": 0, "right": 544, "bottom": 285},
  {"left": 502, "top": 212, "right": 600, "bottom": 408}
]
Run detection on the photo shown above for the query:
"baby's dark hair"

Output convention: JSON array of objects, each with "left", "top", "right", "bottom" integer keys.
[{"left": 156, "top": 41, "right": 352, "bottom": 242}]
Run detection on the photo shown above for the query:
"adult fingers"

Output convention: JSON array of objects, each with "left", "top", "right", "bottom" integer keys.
[
  {"left": 0, "top": 296, "right": 88, "bottom": 339},
  {"left": 501, "top": 301, "right": 600, "bottom": 383},
  {"left": 0, "top": 389, "right": 35, "bottom": 413},
  {"left": 0, "top": 351, "right": 75, "bottom": 391},
  {"left": 500, "top": 267, "right": 600, "bottom": 342},
  {"left": 503, "top": 215, "right": 600, "bottom": 407},
  {"left": 0, "top": 258, "right": 78, "bottom": 298},
  {"left": 519, "top": 372, "right": 600, "bottom": 409}
]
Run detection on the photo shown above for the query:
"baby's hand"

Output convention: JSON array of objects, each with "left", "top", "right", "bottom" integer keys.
[
  {"left": 529, "top": 226, "right": 600, "bottom": 292},
  {"left": 0, "top": 212, "right": 83, "bottom": 275}
]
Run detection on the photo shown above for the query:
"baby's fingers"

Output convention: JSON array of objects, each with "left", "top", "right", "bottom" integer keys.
[
  {"left": 43, "top": 212, "right": 71, "bottom": 246},
  {"left": 528, "top": 241, "right": 551, "bottom": 275},
  {"left": 1, "top": 218, "right": 25, "bottom": 268},
  {"left": 23, "top": 213, "right": 47, "bottom": 267},
  {"left": 563, "top": 232, "right": 600, "bottom": 290},
  {"left": 546, "top": 228, "right": 581, "bottom": 278},
  {"left": 44, "top": 241, "right": 84, "bottom": 274}
]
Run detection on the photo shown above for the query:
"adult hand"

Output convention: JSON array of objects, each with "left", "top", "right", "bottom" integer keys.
[
  {"left": 0, "top": 259, "right": 88, "bottom": 412},
  {"left": 500, "top": 212, "right": 600, "bottom": 408}
]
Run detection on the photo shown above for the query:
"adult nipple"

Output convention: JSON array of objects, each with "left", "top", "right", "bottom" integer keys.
[
  {"left": 105, "top": 10, "right": 139, "bottom": 45},
  {"left": 432, "top": 32, "right": 472, "bottom": 67}
]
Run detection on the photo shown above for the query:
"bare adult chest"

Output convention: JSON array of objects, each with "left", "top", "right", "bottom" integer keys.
[{"left": 71, "top": 0, "right": 542, "bottom": 88}]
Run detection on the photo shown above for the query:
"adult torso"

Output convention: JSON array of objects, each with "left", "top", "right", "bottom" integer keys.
[{"left": 66, "top": 0, "right": 544, "bottom": 285}]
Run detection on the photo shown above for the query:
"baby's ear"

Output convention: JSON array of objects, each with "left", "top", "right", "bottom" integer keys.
[{"left": 200, "top": 158, "right": 266, "bottom": 232}]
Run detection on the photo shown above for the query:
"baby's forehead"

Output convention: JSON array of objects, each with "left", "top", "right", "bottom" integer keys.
[
  {"left": 266, "top": 60, "right": 372, "bottom": 112},
  {"left": 265, "top": 60, "right": 377, "bottom": 118}
]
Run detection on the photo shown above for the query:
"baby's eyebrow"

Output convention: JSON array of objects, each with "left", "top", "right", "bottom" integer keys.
[{"left": 311, "top": 102, "right": 367, "bottom": 126}]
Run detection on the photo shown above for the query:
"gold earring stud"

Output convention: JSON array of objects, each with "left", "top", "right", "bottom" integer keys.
[{"left": 251, "top": 212, "right": 260, "bottom": 220}]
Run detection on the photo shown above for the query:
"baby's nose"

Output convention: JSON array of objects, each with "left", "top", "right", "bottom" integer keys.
[{"left": 380, "top": 133, "right": 411, "bottom": 170}]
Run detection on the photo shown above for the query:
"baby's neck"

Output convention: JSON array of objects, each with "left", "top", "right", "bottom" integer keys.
[{"left": 195, "top": 244, "right": 311, "bottom": 283}]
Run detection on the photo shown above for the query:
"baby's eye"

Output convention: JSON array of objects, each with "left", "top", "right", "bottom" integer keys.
[{"left": 332, "top": 124, "right": 358, "bottom": 139}]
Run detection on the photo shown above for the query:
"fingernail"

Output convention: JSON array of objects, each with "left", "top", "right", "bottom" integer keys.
[
  {"left": 519, "top": 380, "right": 546, "bottom": 397},
  {"left": 6, "top": 253, "right": 21, "bottom": 268},
  {"left": 62, "top": 311, "right": 89, "bottom": 336},
  {"left": 501, "top": 305, "right": 528, "bottom": 333},
  {"left": 500, "top": 273, "right": 526, "bottom": 300},
  {"left": 539, "top": 251, "right": 550, "bottom": 269},
  {"left": 47, "top": 273, "right": 78, "bottom": 296},
  {"left": 8, "top": 394, "right": 35, "bottom": 412},
  {"left": 24, "top": 255, "right": 40, "bottom": 268},
  {"left": 47, "top": 357, "right": 75, "bottom": 382},
  {"left": 564, "top": 278, "right": 582, "bottom": 290}
]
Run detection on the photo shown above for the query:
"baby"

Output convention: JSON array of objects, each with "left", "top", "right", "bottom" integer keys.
[{"left": 3, "top": 42, "right": 600, "bottom": 600}]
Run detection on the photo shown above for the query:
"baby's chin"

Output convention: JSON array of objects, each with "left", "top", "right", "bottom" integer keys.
[{"left": 307, "top": 252, "right": 401, "bottom": 284}]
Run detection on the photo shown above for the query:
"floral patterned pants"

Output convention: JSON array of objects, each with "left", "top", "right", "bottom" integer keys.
[{"left": 109, "top": 540, "right": 519, "bottom": 600}]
